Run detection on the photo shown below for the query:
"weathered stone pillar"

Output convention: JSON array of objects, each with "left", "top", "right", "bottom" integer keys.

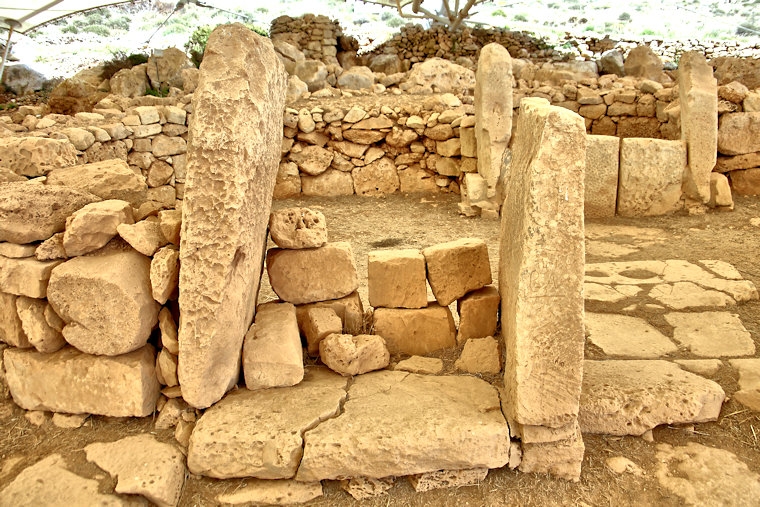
[
  {"left": 178, "top": 24, "right": 287, "bottom": 409},
  {"left": 678, "top": 51, "right": 718, "bottom": 205},
  {"left": 499, "top": 98, "right": 586, "bottom": 481},
  {"left": 475, "top": 43, "right": 513, "bottom": 197}
]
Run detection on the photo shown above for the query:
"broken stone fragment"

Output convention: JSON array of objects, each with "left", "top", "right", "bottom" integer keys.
[
  {"left": 0, "top": 454, "right": 128, "bottom": 507},
  {"left": 117, "top": 216, "right": 168, "bottom": 257},
  {"left": 216, "top": 480, "right": 323, "bottom": 506},
  {"left": 46, "top": 159, "right": 148, "bottom": 205},
  {"left": 408, "top": 468, "right": 488, "bottom": 492},
  {"left": 0, "top": 292, "right": 31, "bottom": 348},
  {"left": 367, "top": 249, "right": 427, "bottom": 309},
  {"left": 519, "top": 423, "right": 585, "bottom": 482},
  {"left": 372, "top": 303, "right": 456, "bottom": 355},
  {"left": 340, "top": 477, "right": 394, "bottom": 500},
  {"left": 151, "top": 246, "right": 180, "bottom": 304},
  {"left": 267, "top": 242, "right": 359, "bottom": 305},
  {"left": 0, "top": 182, "right": 101, "bottom": 244},
  {"left": 242, "top": 302, "right": 304, "bottom": 390},
  {"left": 455, "top": 336, "right": 501, "bottom": 374},
  {"left": 63, "top": 199, "right": 135, "bottom": 257},
  {"left": 319, "top": 333, "right": 390, "bottom": 376},
  {"left": 47, "top": 246, "right": 160, "bottom": 356},
  {"left": 422, "top": 238, "right": 492, "bottom": 306},
  {"left": 0, "top": 137, "right": 78, "bottom": 177},
  {"left": 296, "top": 291, "right": 364, "bottom": 336},
  {"left": 15, "top": 297, "right": 66, "bottom": 353},
  {"left": 269, "top": 207, "right": 327, "bottom": 249},
  {"left": 159, "top": 307, "right": 179, "bottom": 355},
  {"left": 85, "top": 434, "right": 186, "bottom": 507},
  {"left": 300, "top": 306, "right": 342, "bottom": 356},
  {"left": 35, "top": 233, "right": 67, "bottom": 261},
  {"left": 0, "top": 255, "right": 62, "bottom": 299},
  {"left": 188, "top": 367, "right": 347, "bottom": 479},
  {"left": 3, "top": 345, "right": 160, "bottom": 417},
  {"left": 393, "top": 356, "right": 444, "bottom": 375}
]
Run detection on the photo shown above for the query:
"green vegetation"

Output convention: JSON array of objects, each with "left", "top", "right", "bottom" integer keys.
[
  {"left": 492, "top": 9, "right": 507, "bottom": 17},
  {"left": 55, "top": 8, "right": 131, "bottom": 36},
  {"left": 101, "top": 51, "right": 149, "bottom": 80},
  {"left": 185, "top": 24, "right": 268, "bottom": 67},
  {"left": 618, "top": 12, "right": 631, "bottom": 21},
  {"left": 514, "top": 14, "right": 528, "bottom": 22}
]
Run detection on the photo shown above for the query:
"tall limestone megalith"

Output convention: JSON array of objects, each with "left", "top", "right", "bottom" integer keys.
[
  {"left": 178, "top": 24, "right": 287, "bottom": 409},
  {"left": 679, "top": 51, "right": 718, "bottom": 204},
  {"left": 475, "top": 43, "right": 513, "bottom": 197},
  {"left": 499, "top": 98, "right": 586, "bottom": 481}
]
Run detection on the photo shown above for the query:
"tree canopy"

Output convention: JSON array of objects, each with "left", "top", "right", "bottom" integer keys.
[{"left": 357, "top": 0, "right": 490, "bottom": 31}]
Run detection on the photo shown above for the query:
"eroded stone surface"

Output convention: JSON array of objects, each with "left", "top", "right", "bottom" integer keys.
[
  {"left": 4, "top": 345, "right": 159, "bottom": 417},
  {"left": 216, "top": 480, "right": 323, "bottom": 506},
  {"left": 393, "top": 355, "right": 444, "bottom": 374},
  {"left": 656, "top": 443, "right": 760, "bottom": 506},
  {"left": 0, "top": 255, "right": 62, "bottom": 299},
  {"left": 457, "top": 285, "right": 500, "bottom": 344},
  {"left": 585, "top": 135, "right": 619, "bottom": 218},
  {"left": 63, "top": 199, "right": 134, "bottom": 257},
  {"left": 15, "top": 297, "right": 66, "bottom": 353},
  {"left": 372, "top": 304, "right": 456, "bottom": 355},
  {"left": 178, "top": 24, "right": 286, "bottom": 409},
  {"left": 319, "top": 333, "right": 390, "bottom": 376},
  {"left": 297, "top": 371, "right": 510, "bottom": 481},
  {"left": 188, "top": 367, "right": 347, "bottom": 479},
  {"left": 367, "top": 249, "right": 427, "bottom": 309},
  {"left": 46, "top": 159, "right": 148, "bottom": 205},
  {"left": 269, "top": 207, "right": 327, "bottom": 249},
  {"left": 85, "top": 434, "right": 185, "bottom": 507},
  {"left": 585, "top": 313, "right": 677, "bottom": 358},
  {"left": 455, "top": 336, "right": 501, "bottom": 374},
  {"left": 580, "top": 360, "right": 725, "bottom": 436},
  {"left": 267, "top": 242, "right": 359, "bottom": 305},
  {"left": 0, "top": 183, "right": 101, "bottom": 244},
  {"left": 242, "top": 302, "right": 304, "bottom": 390},
  {"left": 409, "top": 468, "right": 488, "bottom": 492},
  {"left": 499, "top": 98, "right": 586, "bottom": 434},
  {"left": 0, "top": 454, "right": 127, "bottom": 507},
  {"left": 665, "top": 311, "right": 754, "bottom": 357},
  {"left": 47, "top": 247, "right": 159, "bottom": 356},
  {"left": 423, "top": 238, "right": 492, "bottom": 306},
  {"left": 0, "top": 137, "right": 78, "bottom": 177}
]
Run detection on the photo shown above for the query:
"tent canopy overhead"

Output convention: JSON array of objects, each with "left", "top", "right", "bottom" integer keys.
[{"left": 0, "top": 0, "right": 137, "bottom": 34}]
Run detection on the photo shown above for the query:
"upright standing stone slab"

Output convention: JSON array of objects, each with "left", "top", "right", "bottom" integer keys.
[
  {"left": 617, "top": 138, "right": 686, "bottom": 217},
  {"left": 585, "top": 135, "right": 619, "bottom": 218},
  {"left": 499, "top": 98, "right": 586, "bottom": 480},
  {"left": 679, "top": 52, "right": 718, "bottom": 204},
  {"left": 475, "top": 43, "right": 513, "bottom": 195},
  {"left": 178, "top": 24, "right": 287, "bottom": 409}
]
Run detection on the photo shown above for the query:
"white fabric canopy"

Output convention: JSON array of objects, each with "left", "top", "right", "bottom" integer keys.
[{"left": 0, "top": 0, "right": 136, "bottom": 34}]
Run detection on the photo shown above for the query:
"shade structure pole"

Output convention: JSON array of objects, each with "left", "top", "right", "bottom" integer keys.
[{"left": 0, "top": 22, "right": 15, "bottom": 85}]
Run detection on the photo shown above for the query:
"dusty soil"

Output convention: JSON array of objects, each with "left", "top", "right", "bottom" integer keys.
[{"left": 2, "top": 193, "right": 760, "bottom": 506}]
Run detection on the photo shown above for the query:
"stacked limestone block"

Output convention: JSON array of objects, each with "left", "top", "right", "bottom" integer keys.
[
  {"left": 0, "top": 158, "right": 188, "bottom": 418},
  {"left": 265, "top": 207, "right": 386, "bottom": 377},
  {"left": 369, "top": 238, "right": 500, "bottom": 373}
]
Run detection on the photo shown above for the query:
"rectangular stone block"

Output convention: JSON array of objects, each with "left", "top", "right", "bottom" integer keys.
[
  {"left": 368, "top": 249, "right": 427, "bottom": 309},
  {"left": 3, "top": 345, "right": 160, "bottom": 417},
  {"left": 177, "top": 25, "right": 287, "bottom": 409},
  {"left": 296, "top": 291, "right": 365, "bottom": 336},
  {"left": 422, "top": 238, "right": 492, "bottom": 306},
  {"left": 519, "top": 423, "right": 584, "bottom": 482},
  {"left": 372, "top": 304, "right": 456, "bottom": 355},
  {"left": 0, "top": 255, "right": 62, "bottom": 298},
  {"left": 0, "top": 292, "right": 30, "bottom": 348},
  {"left": 300, "top": 307, "right": 343, "bottom": 356},
  {"left": 457, "top": 285, "right": 500, "bottom": 344},
  {"left": 499, "top": 98, "right": 586, "bottom": 433},
  {"left": 617, "top": 138, "right": 686, "bottom": 217},
  {"left": 243, "top": 302, "right": 304, "bottom": 390},
  {"left": 267, "top": 242, "right": 359, "bottom": 305},
  {"left": 584, "top": 135, "right": 619, "bottom": 218},
  {"left": 679, "top": 52, "right": 718, "bottom": 203}
]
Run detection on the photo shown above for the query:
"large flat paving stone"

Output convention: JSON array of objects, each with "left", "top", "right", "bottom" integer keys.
[
  {"left": 586, "top": 313, "right": 677, "bottom": 358},
  {"left": 296, "top": 370, "right": 510, "bottom": 481},
  {"left": 664, "top": 311, "right": 754, "bottom": 357},
  {"left": 579, "top": 360, "right": 725, "bottom": 436},
  {"left": 188, "top": 367, "right": 348, "bottom": 479}
]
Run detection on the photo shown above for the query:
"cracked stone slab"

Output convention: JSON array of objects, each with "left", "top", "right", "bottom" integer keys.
[
  {"left": 656, "top": 443, "right": 760, "bottom": 506},
  {"left": 0, "top": 454, "right": 128, "bottom": 507},
  {"left": 584, "top": 283, "right": 642, "bottom": 303},
  {"left": 585, "top": 261, "right": 666, "bottom": 285},
  {"left": 216, "top": 479, "right": 323, "bottom": 506},
  {"left": 664, "top": 312, "right": 754, "bottom": 357},
  {"left": 85, "top": 434, "right": 185, "bottom": 507},
  {"left": 296, "top": 370, "right": 510, "bottom": 481},
  {"left": 585, "top": 313, "right": 677, "bottom": 358},
  {"left": 675, "top": 359, "right": 723, "bottom": 376},
  {"left": 649, "top": 282, "right": 736, "bottom": 309},
  {"left": 188, "top": 367, "right": 348, "bottom": 479},
  {"left": 579, "top": 360, "right": 725, "bottom": 436}
]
